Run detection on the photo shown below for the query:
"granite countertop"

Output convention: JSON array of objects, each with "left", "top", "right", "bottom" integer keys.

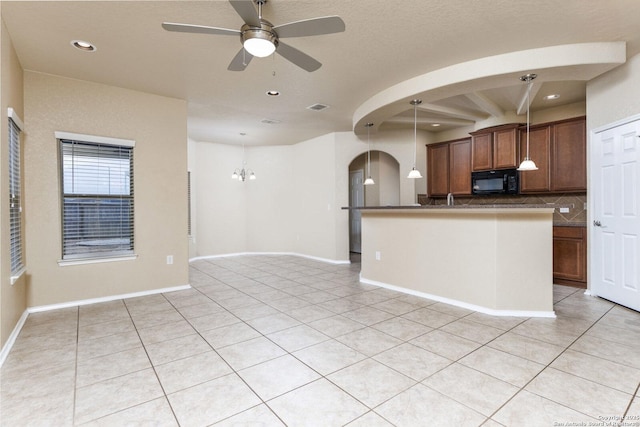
[
  {"left": 343, "top": 203, "right": 573, "bottom": 210},
  {"left": 554, "top": 222, "right": 587, "bottom": 227}
]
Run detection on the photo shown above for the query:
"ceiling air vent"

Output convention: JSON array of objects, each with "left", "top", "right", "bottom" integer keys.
[
  {"left": 307, "top": 103, "right": 329, "bottom": 112},
  {"left": 261, "top": 118, "right": 281, "bottom": 125}
]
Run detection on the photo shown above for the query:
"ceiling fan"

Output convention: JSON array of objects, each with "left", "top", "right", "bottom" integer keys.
[{"left": 162, "top": 0, "right": 345, "bottom": 72}]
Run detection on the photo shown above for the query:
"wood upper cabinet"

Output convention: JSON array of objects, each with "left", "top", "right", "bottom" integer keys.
[
  {"left": 449, "top": 139, "right": 472, "bottom": 195},
  {"left": 493, "top": 127, "right": 519, "bottom": 169},
  {"left": 471, "top": 124, "right": 520, "bottom": 171},
  {"left": 427, "top": 138, "right": 471, "bottom": 197},
  {"left": 470, "top": 133, "right": 492, "bottom": 171},
  {"left": 519, "top": 116, "right": 586, "bottom": 194},
  {"left": 553, "top": 226, "right": 587, "bottom": 287},
  {"left": 552, "top": 117, "right": 586, "bottom": 191},
  {"left": 427, "top": 142, "right": 449, "bottom": 197},
  {"left": 519, "top": 125, "right": 552, "bottom": 193}
]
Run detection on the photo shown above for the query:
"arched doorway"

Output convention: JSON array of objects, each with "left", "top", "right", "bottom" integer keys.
[{"left": 348, "top": 150, "right": 400, "bottom": 261}]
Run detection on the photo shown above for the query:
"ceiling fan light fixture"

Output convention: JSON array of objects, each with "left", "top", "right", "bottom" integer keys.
[{"left": 241, "top": 24, "right": 277, "bottom": 57}]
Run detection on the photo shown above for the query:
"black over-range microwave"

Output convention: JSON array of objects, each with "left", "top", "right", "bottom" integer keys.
[{"left": 471, "top": 169, "right": 519, "bottom": 195}]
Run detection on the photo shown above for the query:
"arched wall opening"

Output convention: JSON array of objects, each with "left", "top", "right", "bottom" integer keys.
[{"left": 347, "top": 150, "right": 400, "bottom": 257}]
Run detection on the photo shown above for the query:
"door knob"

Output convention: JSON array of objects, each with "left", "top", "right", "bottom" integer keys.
[{"left": 593, "top": 220, "right": 602, "bottom": 227}]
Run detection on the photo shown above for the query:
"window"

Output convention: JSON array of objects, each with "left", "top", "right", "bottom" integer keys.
[
  {"left": 8, "top": 109, "right": 24, "bottom": 280},
  {"left": 58, "top": 133, "right": 135, "bottom": 261}
]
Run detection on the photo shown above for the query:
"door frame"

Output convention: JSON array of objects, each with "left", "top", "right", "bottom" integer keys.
[{"left": 349, "top": 169, "right": 365, "bottom": 253}]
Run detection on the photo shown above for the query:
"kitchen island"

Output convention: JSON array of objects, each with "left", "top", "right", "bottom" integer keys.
[{"left": 350, "top": 204, "right": 563, "bottom": 317}]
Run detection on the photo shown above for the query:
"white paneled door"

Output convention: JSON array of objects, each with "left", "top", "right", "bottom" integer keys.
[{"left": 591, "top": 117, "right": 640, "bottom": 311}]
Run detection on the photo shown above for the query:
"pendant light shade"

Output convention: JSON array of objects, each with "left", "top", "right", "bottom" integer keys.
[
  {"left": 364, "top": 122, "right": 375, "bottom": 185},
  {"left": 407, "top": 167, "right": 422, "bottom": 179},
  {"left": 407, "top": 99, "right": 423, "bottom": 179},
  {"left": 518, "top": 73, "right": 539, "bottom": 171}
]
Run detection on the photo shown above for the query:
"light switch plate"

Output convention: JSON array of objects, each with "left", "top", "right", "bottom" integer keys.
[{"left": 559, "top": 207, "right": 570, "bottom": 213}]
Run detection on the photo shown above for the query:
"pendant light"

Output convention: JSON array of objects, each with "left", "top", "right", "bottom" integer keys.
[
  {"left": 407, "top": 99, "right": 423, "bottom": 179},
  {"left": 363, "top": 123, "right": 375, "bottom": 185},
  {"left": 517, "top": 73, "right": 539, "bottom": 171}
]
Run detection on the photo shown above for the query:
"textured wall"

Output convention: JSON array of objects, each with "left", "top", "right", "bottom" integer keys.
[
  {"left": 0, "top": 18, "right": 27, "bottom": 349},
  {"left": 23, "top": 72, "right": 189, "bottom": 307}
]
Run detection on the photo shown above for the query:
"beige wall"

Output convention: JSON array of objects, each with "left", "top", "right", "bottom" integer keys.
[
  {"left": 1, "top": 17, "right": 26, "bottom": 348},
  {"left": 191, "top": 129, "right": 432, "bottom": 262},
  {"left": 587, "top": 52, "right": 640, "bottom": 130},
  {"left": 23, "top": 72, "right": 189, "bottom": 307}
]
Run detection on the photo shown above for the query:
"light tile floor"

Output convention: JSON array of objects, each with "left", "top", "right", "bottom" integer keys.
[{"left": 2, "top": 255, "right": 640, "bottom": 426}]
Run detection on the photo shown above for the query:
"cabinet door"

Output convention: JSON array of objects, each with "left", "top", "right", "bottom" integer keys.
[
  {"left": 553, "top": 226, "right": 587, "bottom": 285},
  {"left": 449, "top": 139, "right": 471, "bottom": 195},
  {"left": 493, "top": 128, "right": 519, "bottom": 169},
  {"left": 427, "top": 143, "right": 449, "bottom": 197},
  {"left": 552, "top": 118, "right": 586, "bottom": 191},
  {"left": 519, "top": 126, "right": 551, "bottom": 193},
  {"left": 471, "top": 133, "right": 492, "bottom": 171}
]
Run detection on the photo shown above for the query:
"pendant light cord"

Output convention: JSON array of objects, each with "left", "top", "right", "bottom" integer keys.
[
  {"left": 526, "top": 79, "right": 531, "bottom": 159},
  {"left": 413, "top": 102, "right": 417, "bottom": 167},
  {"left": 367, "top": 125, "right": 371, "bottom": 176}
]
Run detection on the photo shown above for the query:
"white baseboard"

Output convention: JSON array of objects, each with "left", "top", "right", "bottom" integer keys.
[
  {"left": 360, "top": 275, "right": 556, "bottom": 318},
  {"left": 190, "top": 252, "right": 351, "bottom": 265},
  {"left": 0, "top": 283, "right": 190, "bottom": 368},
  {"left": 27, "top": 284, "right": 192, "bottom": 314},
  {"left": 0, "top": 309, "right": 29, "bottom": 368}
]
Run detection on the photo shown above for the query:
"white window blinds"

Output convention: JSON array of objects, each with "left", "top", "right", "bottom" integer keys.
[
  {"left": 9, "top": 117, "right": 24, "bottom": 275},
  {"left": 60, "top": 138, "right": 134, "bottom": 260}
]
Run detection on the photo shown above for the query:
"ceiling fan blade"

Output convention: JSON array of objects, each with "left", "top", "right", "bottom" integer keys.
[
  {"left": 274, "top": 16, "right": 346, "bottom": 38},
  {"left": 228, "top": 48, "right": 253, "bottom": 71},
  {"left": 229, "top": 0, "right": 260, "bottom": 27},
  {"left": 276, "top": 42, "right": 321, "bottom": 72},
  {"left": 162, "top": 22, "right": 240, "bottom": 36}
]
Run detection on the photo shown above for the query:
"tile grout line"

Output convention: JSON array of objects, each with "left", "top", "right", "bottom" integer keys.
[{"left": 484, "top": 300, "right": 621, "bottom": 423}]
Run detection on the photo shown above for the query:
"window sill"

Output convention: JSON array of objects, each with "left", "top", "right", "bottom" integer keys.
[
  {"left": 58, "top": 254, "right": 138, "bottom": 267},
  {"left": 10, "top": 267, "right": 26, "bottom": 285}
]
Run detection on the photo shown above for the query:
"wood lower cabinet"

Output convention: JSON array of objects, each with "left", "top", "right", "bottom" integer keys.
[
  {"left": 427, "top": 138, "right": 471, "bottom": 197},
  {"left": 553, "top": 226, "right": 587, "bottom": 287}
]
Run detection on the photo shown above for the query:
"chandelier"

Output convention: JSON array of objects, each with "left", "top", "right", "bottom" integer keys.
[{"left": 231, "top": 145, "right": 256, "bottom": 181}]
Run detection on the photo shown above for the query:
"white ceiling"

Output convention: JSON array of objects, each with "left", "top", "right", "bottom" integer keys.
[{"left": 3, "top": 0, "right": 640, "bottom": 145}]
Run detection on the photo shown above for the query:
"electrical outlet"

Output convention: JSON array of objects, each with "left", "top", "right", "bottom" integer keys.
[
  {"left": 166, "top": 255, "right": 173, "bottom": 265},
  {"left": 559, "top": 207, "right": 570, "bottom": 213},
  {"left": 375, "top": 251, "right": 381, "bottom": 261}
]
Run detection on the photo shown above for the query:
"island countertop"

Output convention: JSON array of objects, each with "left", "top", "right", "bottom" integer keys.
[{"left": 342, "top": 203, "right": 572, "bottom": 211}]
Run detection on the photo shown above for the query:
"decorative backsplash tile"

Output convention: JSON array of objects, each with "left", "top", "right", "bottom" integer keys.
[{"left": 418, "top": 193, "right": 587, "bottom": 225}]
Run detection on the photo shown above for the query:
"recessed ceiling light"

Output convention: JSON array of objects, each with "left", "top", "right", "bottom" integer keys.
[
  {"left": 544, "top": 94, "right": 560, "bottom": 100},
  {"left": 71, "top": 40, "right": 96, "bottom": 52},
  {"left": 431, "top": 123, "right": 441, "bottom": 127},
  {"left": 266, "top": 90, "right": 280, "bottom": 96}
]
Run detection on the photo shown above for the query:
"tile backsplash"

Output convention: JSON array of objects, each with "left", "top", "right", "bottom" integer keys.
[{"left": 418, "top": 193, "right": 587, "bottom": 225}]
